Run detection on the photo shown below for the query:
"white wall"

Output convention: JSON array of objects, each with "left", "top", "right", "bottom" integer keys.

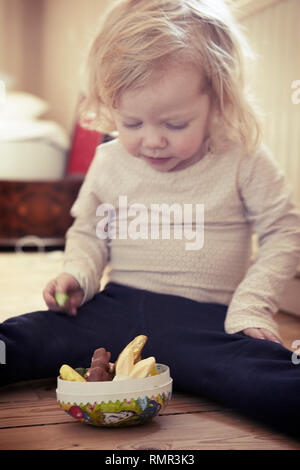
[{"left": 241, "top": 0, "right": 300, "bottom": 207}]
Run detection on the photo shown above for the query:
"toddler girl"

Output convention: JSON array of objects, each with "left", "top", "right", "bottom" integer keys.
[{"left": 1, "top": 0, "right": 300, "bottom": 436}]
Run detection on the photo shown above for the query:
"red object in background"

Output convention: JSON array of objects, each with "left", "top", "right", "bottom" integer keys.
[{"left": 67, "top": 121, "right": 103, "bottom": 175}]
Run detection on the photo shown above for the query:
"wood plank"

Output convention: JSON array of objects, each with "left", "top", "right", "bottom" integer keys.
[
  {"left": 0, "top": 412, "right": 299, "bottom": 450},
  {"left": 166, "top": 392, "right": 226, "bottom": 414},
  {"left": 0, "top": 391, "right": 226, "bottom": 429},
  {"left": 0, "top": 383, "right": 40, "bottom": 404},
  {"left": 0, "top": 399, "right": 73, "bottom": 428},
  {"left": 0, "top": 378, "right": 57, "bottom": 404}
]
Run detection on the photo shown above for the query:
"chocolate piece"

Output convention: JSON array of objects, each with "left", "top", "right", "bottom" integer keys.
[
  {"left": 85, "top": 365, "right": 112, "bottom": 382},
  {"left": 92, "top": 348, "right": 111, "bottom": 365},
  {"left": 84, "top": 347, "right": 115, "bottom": 382}
]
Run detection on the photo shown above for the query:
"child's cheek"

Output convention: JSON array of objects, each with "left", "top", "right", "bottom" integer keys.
[
  {"left": 173, "top": 133, "right": 199, "bottom": 158},
  {"left": 118, "top": 132, "right": 140, "bottom": 158}
]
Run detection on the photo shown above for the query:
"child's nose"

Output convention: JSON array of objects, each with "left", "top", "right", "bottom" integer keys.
[{"left": 142, "top": 128, "right": 167, "bottom": 150}]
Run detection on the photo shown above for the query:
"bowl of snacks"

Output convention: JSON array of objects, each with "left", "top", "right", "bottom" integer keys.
[{"left": 56, "top": 335, "right": 172, "bottom": 427}]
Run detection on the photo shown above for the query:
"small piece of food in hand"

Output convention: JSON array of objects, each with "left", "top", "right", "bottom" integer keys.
[
  {"left": 55, "top": 292, "right": 69, "bottom": 307},
  {"left": 60, "top": 364, "right": 86, "bottom": 382},
  {"left": 129, "top": 356, "right": 156, "bottom": 379}
]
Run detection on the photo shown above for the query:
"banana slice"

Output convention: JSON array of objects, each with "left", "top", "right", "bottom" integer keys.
[
  {"left": 60, "top": 364, "right": 86, "bottom": 382},
  {"left": 113, "top": 335, "right": 151, "bottom": 381},
  {"left": 113, "top": 347, "right": 134, "bottom": 381},
  {"left": 129, "top": 356, "right": 156, "bottom": 379},
  {"left": 119, "top": 335, "right": 148, "bottom": 364}
]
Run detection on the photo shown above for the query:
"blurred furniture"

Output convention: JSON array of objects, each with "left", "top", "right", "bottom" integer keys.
[
  {"left": 0, "top": 110, "right": 109, "bottom": 247},
  {"left": 0, "top": 120, "right": 70, "bottom": 181},
  {"left": 67, "top": 121, "right": 103, "bottom": 175},
  {"left": 0, "top": 177, "right": 84, "bottom": 247}
]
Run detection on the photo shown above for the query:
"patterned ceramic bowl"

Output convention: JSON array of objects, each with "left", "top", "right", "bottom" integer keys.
[{"left": 56, "top": 363, "right": 172, "bottom": 427}]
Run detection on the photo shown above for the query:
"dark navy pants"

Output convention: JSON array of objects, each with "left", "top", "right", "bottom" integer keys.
[{"left": 1, "top": 282, "right": 300, "bottom": 436}]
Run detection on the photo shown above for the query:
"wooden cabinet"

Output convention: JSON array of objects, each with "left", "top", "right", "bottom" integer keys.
[{"left": 0, "top": 178, "right": 84, "bottom": 246}]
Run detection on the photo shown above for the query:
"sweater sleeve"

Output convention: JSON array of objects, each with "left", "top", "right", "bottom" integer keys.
[
  {"left": 61, "top": 147, "right": 109, "bottom": 304},
  {"left": 224, "top": 144, "right": 300, "bottom": 337}
]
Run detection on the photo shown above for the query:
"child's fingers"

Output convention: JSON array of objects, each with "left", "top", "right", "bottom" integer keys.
[
  {"left": 46, "top": 293, "right": 76, "bottom": 315},
  {"left": 259, "top": 328, "right": 281, "bottom": 344},
  {"left": 243, "top": 328, "right": 281, "bottom": 344},
  {"left": 43, "top": 291, "right": 58, "bottom": 310},
  {"left": 55, "top": 290, "right": 78, "bottom": 315},
  {"left": 43, "top": 280, "right": 75, "bottom": 314},
  {"left": 59, "top": 296, "right": 77, "bottom": 316},
  {"left": 43, "top": 280, "right": 60, "bottom": 311},
  {"left": 68, "top": 304, "right": 78, "bottom": 316},
  {"left": 43, "top": 275, "right": 83, "bottom": 316},
  {"left": 243, "top": 328, "right": 265, "bottom": 340}
]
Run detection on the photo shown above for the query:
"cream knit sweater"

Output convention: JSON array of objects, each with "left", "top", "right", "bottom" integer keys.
[{"left": 62, "top": 139, "right": 300, "bottom": 337}]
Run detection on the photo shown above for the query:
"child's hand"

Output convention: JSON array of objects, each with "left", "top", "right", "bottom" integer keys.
[
  {"left": 43, "top": 273, "right": 84, "bottom": 316},
  {"left": 243, "top": 328, "right": 281, "bottom": 344}
]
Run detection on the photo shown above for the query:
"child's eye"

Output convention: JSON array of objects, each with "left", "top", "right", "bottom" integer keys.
[
  {"left": 123, "top": 122, "right": 142, "bottom": 129},
  {"left": 166, "top": 123, "right": 188, "bottom": 130}
]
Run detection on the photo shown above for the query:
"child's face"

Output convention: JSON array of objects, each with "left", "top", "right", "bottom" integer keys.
[{"left": 112, "top": 62, "right": 211, "bottom": 172}]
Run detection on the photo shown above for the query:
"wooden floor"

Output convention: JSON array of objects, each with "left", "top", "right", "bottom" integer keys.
[{"left": 1, "top": 252, "right": 300, "bottom": 450}]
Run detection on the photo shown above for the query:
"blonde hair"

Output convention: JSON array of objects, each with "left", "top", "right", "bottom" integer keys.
[{"left": 80, "top": 0, "right": 262, "bottom": 154}]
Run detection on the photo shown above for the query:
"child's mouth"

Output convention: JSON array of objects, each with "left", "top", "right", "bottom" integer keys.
[{"left": 143, "top": 156, "right": 172, "bottom": 164}]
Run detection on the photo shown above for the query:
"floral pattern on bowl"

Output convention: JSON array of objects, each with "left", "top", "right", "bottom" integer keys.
[{"left": 58, "top": 391, "right": 171, "bottom": 427}]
